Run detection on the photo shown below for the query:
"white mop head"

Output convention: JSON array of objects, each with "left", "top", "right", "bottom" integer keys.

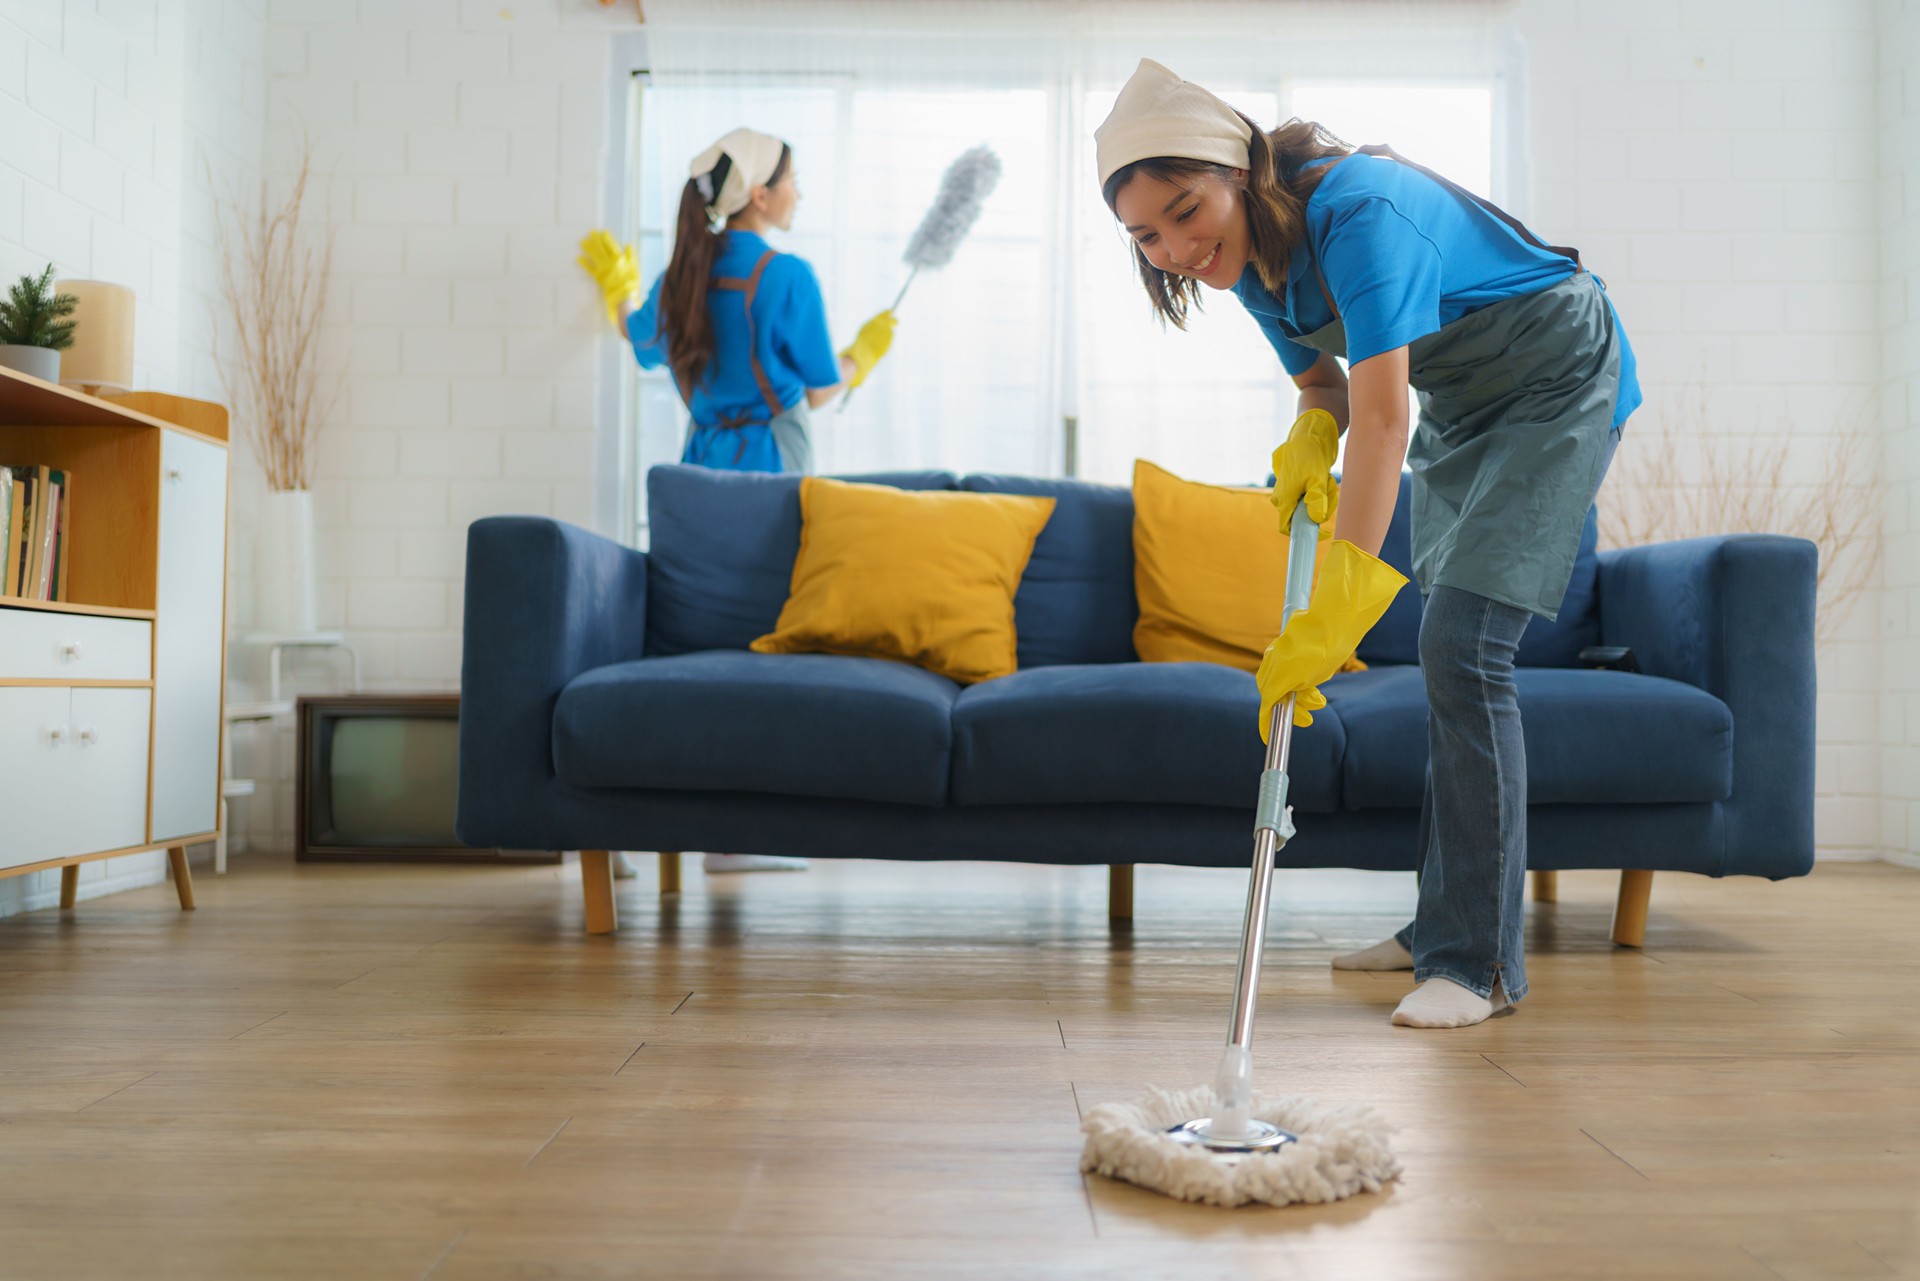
[
  {"left": 1080, "top": 1085, "right": 1400, "bottom": 1208},
  {"left": 902, "top": 145, "right": 1002, "bottom": 271}
]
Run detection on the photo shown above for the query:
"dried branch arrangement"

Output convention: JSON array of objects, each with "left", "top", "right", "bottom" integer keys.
[
  {"left": 1597, "top": 391, "right": 1882, "bottom": 648},
  {"left": 212, "top": 143, "right": 340, "bottom": 492}
]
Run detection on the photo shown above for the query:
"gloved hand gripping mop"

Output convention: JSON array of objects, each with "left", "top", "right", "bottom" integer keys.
[{"left": 1078, "top": 501, "right": 1409, "bottom": 1209}]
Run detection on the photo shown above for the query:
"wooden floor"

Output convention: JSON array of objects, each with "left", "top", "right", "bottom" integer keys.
[{"left": 0, "top": 855, "right": 1915, "bottom": 1281}]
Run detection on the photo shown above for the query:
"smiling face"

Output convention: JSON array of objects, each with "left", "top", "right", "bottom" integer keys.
[{"left": 1111, "top": 166, "right": 1250, "bottom": 290}]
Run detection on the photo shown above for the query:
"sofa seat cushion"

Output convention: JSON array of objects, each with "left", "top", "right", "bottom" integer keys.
[
  {"left": 553, "top": 651, "right": 959, "bottom": 806},
  {"left": 950, "top": 661, "right": 1343, "bottom": 811},
  {"left": 1332, "top": 665, "right": 1733, "bottom": 809}
]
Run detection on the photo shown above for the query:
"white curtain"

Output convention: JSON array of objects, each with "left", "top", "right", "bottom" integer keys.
[{"left": 632, "top": 0, "right": 1506, "bottom": 515}]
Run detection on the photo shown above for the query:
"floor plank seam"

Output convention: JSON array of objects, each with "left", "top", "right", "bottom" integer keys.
[
  {"left": 230, "top": 1011, "right": 287, "bottom": 1040},
  {"left": 1579, "top": 1127, "right": 1648, "bottom": 1179},
  {"left": 1480, "top": 1053, "right": 1526, "bottom": 1087},
  {"left": 1739, "top": 1244, "right": 1790, "bottom": 1278},
  {"left": 614, "top": 1042, "right": 646, "bottom": 1076},
  {"left": 1056, "top": 1020, "right": 1067, "bottom": 1049},
  {"left": 76, "top": 1071, "right": 155, "bottom": 1111},
  {"left": 526, "top": 1116, "right": 571, "bottom": 1167},
  {"left": 416, "top": 1228, "right": 468, "bottom": 1281},
  {"left": 670, "top": 991, "right": 693, "bottom": 1015}
]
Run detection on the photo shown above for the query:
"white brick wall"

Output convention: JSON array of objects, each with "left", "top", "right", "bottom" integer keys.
[
  {"left": 0, "top": 0, "right": 263, "bottom": 917},
  {"left": 224, "top": 0, "right": 625, "bottom": 853},
  {"left": 1515, "top": 0, "right": 1889, "bottom": 860},
  {"left": 1879, "top": 0, "right": 1920, "bottom": 868}
]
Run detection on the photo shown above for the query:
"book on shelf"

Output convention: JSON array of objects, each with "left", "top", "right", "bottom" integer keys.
[{"left": 1, "top": 463, "right": 70, "bottom": 603}]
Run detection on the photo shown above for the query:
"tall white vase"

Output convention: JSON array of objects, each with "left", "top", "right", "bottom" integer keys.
[{"left": 254, "top": 488, "right": 318, "bottom": 636}]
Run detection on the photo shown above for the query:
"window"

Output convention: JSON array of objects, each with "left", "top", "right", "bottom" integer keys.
[{"left": 625, "top": 17, "right": 1500, "bottom": 542}]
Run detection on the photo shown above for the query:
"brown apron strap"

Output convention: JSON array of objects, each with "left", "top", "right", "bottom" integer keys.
[
  {"left": 1306, "top": 146, "right": 1583, "bottom": 323},
  {"left": 685, "top": 249, "right": 786, "bottom": 424}
]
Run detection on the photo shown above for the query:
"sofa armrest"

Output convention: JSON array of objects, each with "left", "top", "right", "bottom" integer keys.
[
  {"left": 457, "top": 517, "right": 649, "bottom": 848},
  {"left": 1596, "top": 534, "right": 1817, "bottom": 878}
]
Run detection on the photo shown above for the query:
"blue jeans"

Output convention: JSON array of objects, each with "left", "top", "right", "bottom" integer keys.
[
  {"left": 1388, "top": 427, "right": 1620, "bottom": 1003},
  {"left": 1392, "top": 585, "right": 1535, "bottom": 1004}
]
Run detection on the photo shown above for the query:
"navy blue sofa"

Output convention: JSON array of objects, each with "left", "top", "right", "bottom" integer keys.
[{"left": 458, "top": 464, "right": 1816, "bottom": 938}]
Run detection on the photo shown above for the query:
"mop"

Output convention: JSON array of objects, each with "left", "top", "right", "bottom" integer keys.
[
  {"left": 1078, "top": 501, "right": 1403, "bottom": 1208},
  {"left": 840, "top": 144, "right": 1001, "bottom": 411}
]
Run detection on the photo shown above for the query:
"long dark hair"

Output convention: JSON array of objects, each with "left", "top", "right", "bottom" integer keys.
[
  {"left": 1101, "top": 115, "right": 1348, "bottom": 329},
  {"left": 658, "top": 142, "right": 792, "bottom": 393}
]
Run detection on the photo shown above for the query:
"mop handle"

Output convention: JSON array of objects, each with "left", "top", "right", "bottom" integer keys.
[
  {"left": 1227, "top": 499, "right": 1320, "bottom": 1054},
  {"left": 1259, "top": 501, "right": 1321, "bottom": 772}
]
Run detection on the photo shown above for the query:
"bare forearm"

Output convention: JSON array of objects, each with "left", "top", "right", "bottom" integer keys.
[
  {"left": 1333, "top": 347, "right": 1411, "bottom": 557},
  {"left": 804, "top": 356, "right": 857, "bottom": 409},
  {"left": 1333, "top": 417, "right": 1405, "bottom": 556},
  {"left": 1296, "top": 380, "right": 1349, "bottom": 428}
]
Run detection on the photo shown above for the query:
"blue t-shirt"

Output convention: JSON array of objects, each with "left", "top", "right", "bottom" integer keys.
[
  {"left": 1233, "top": 153, "right": 1642, "bottom": 428},
  {"left": 627, "top": 230, "right": 842, "bottom": 429}
]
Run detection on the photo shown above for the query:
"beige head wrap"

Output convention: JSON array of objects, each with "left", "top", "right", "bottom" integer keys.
[
  {"left": 1094, "top": 59, "right": 1254, "bottom": 188},
  {"left": 689, "top": 127, "right": 786, "bottom": 222}
]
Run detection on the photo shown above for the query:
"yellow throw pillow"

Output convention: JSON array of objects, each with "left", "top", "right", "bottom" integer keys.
[
  {"left": 751, "top": 477, "right": 1056, "bottom": 684},
  {"left": 1131, "top": 458, "right": 1367, "bottom": 675}
]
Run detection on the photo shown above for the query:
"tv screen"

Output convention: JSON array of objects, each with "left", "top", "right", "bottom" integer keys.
[
  {"left": 296, "top": 695, "right": 557, "bottom": 864},
  {"left": 329, "top": 716, "right": 460, "bottom": 845}
]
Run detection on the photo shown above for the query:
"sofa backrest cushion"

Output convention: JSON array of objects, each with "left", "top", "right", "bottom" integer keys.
[
  {"left": 644, "top": 464, "right": 958, "bottom": 656},
  {"left": 959, "top": 474, "right": 1140, "bottom": 668},
  {"left": 1355, "top": 471, "right": 1603, "bottom": 668}
]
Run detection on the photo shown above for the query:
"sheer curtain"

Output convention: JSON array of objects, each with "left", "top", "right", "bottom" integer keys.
[{"left": 632, "top": 0, "right": 1507, "bottom": 533}]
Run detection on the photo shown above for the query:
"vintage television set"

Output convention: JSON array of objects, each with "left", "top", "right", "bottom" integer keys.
[{"left": 296, "top": 694, "right": 558, "bottom": 864}]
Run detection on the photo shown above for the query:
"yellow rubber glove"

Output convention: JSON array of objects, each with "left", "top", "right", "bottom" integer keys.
[
  {"left": 1269, "top": 409, "right": 1341, "bottom": 540},
  {"left": 1255, "top": 540, "right": 1408, "bottom": 741},
  {"left": 576, "top": 229, "right": 639, "bottom": 330},
  {"left": 839, "top": 310, "right": 897, "bottom": 388}
]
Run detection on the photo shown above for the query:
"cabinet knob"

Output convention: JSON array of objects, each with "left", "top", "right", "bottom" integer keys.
[
  {"left": 166, "top": 467, "right": 183, "bottom": 482},
  {"left": 60, "top": 641, "right": 82, "bottom": 661},
  {"left": 47, "top": 725, "right": 67, "bottom": 748},
  {"left": 77, "top": 727, "right": 98, "bottom": 747}
]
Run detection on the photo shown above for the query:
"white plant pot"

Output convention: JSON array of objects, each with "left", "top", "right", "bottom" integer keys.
[
  {"left": 0, "top": 345, "right": 60, "bottom": 382},
  {"left": 254, "top": 489, "right": 318, "bottom": 636}
]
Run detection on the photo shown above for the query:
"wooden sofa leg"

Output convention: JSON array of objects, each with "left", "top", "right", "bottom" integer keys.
[
  {"left": 581, "top": 850, "right": 617, "bottom": 935},
  {"left": 659, "top": 851, "right": 682, "bottom": 895},
  {"left": 1531, "top": 870, "right": 1558, "bottom": 903},
  {"left": 167, "top": 846, "right": 196, "bottom": 911},
  {"left": 60, "top": 865, "right": 78, "bottom": 910},
  {"left": 1109, "top": 864, "right": 1134, "bottom": 921},
  {"left": 1611, "top": 869, "right": 1653, "bottom": 947}
]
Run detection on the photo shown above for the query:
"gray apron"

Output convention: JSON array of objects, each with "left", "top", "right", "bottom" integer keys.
[{"left": 1290, "top": 148, "right": 1623, "bottom": 621}]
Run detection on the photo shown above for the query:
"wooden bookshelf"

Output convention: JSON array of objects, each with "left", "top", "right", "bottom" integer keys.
[{"left": 0, "top": 363, "right": 230, "bottom": 917}]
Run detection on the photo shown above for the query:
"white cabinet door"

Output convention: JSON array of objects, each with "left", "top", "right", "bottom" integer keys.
[
  {"left": 64, "top": 688, "right": 152, "bottom": 859},
  {"left": 0, "top": 687, "right": 78, "bottom": 870},
  {"left": 151, "top": 430, "right": 227, "bottom": 842}
]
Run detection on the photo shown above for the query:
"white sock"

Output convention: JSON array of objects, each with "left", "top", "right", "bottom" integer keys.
[
  {"left": 1391, "top": 977, "right": 1510, "bottom": 1029},
  {"left": 1332, "top": 937, "right": 1415, "bottom": 971},
  {"left": 701, "top": 852, "right": 809, "bottom": 873}
]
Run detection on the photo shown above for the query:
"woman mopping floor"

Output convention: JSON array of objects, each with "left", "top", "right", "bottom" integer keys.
[{"left": 1099, "top": 59, "right": 1641, "bottom": 1030}]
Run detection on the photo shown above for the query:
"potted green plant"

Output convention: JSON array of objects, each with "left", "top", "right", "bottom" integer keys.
[{"left": 0, "top": 265, "right": 78, "bottom": 383}]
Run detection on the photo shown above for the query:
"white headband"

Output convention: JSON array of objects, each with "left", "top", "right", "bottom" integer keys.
[
  {"left": 1094, "top": 59, "right": 1253, "bottom": 188},
  {"left": 689, "top": 127, "right": 786, "bottom": 222}
]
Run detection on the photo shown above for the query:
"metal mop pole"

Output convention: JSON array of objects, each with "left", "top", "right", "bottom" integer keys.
[{"left": 1167, "top": 500, "right": 1323, "bottom": 1156}]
